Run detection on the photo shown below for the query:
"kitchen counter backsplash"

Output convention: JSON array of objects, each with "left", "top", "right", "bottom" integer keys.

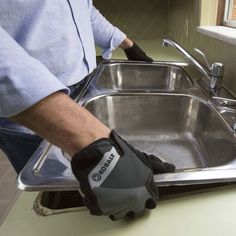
[{"left": 94, "top": 0, "right": 169, "bottom": 40}]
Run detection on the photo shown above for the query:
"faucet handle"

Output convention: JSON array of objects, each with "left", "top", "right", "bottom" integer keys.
[
  {"left": 194, "top": 48, "right": 224, "bottom": 78},
  {"left": 194, "top": 48, "right": 211, "bottom": 70},
  {"left": 211, "top": 62, "right": 224, "bottom": 78}
]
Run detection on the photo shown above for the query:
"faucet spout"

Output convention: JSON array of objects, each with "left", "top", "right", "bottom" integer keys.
[{"left": 162, "top": 38, "right": 224, "bottom": 91}]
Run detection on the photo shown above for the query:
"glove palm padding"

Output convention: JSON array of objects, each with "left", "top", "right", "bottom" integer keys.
[{"left": 71, "top": 131, "right": 175, "bottom": 220}]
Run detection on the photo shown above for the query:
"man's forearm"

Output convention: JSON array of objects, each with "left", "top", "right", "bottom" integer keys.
[{"left": 11, "top": 92, "right": 110, "bottom": 156}]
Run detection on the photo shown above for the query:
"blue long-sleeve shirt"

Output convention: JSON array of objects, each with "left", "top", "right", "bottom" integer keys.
[{"left": 0, "top": 0, "right": 126, "bottom": 117}]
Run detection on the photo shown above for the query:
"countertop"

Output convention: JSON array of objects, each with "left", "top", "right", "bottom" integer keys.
[
  {"left": 1, "top": 39, "right": 236, "bottom": 236},
  {"left": 1, "top": 185, "right": 236, "bottom": 236}
]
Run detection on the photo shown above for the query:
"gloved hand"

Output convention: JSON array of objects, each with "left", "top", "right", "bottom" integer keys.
[
  {"left": 124, "top": 42, "right": 153, "bottom": 62},
  {"left": 71, "top": 130, "right": 175, "bottom": 220}
]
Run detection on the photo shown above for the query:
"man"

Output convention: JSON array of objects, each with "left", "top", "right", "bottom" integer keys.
[{"left": 0, "top": 0, "right": 175, "bottom": 220}]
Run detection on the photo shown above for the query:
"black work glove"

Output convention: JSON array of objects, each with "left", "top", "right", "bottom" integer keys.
[
  {"left": 71, "top": 130, "right": 175, "bottom": 221},
  {"left": 124, "top": 42, "right": 153, "bottom": 62}
]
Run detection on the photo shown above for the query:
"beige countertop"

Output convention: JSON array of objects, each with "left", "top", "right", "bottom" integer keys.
[
  {"left": 1, "top": 39, "right": 236, "bottom": 236},
  {"left": 1, "top": 185, "right": 236, "bottom": 236}
]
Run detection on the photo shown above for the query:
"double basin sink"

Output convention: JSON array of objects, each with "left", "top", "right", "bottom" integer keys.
[{"left": 18, "top": 61, "right": 236, "bottom": 191}]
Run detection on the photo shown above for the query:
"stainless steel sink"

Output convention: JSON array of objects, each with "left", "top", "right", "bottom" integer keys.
[
  {"left": 96, "top": 63, "right": 193, "bottom": 91},
  {"left": 84, "top": 94, "right": 236, "bottom": 170},
  {"left": 17, "top": 60, "right": 236, "bottom": 191}
]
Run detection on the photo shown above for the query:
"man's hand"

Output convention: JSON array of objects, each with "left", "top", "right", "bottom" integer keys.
[
  {"left": 124, "top": 42, "right": 153, "bottom": 62},
  {"left": 71, "top": 130, "right": 175, "bottom": 220},
  {"left": 119, "top": 38, "right": 153, "bottom": 62}
]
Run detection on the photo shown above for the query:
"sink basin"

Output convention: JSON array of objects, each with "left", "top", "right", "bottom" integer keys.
[
  {"left": 17, "top": 60, "right": 236, "bottom": 191},
  {"left": 84, "top": 94, "right": 236, "bottom": 170},
  {"left": 96, "top": 63, "right": 193, "bottom": 91}
]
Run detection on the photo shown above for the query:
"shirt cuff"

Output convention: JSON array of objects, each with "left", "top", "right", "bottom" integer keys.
[{"left": 102, "top": 27, "right": 127, "bottom": 60}]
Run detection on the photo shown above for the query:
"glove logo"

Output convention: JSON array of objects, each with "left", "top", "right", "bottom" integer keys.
[
  {"left": 88, "top": 147, "right": 120, "bottom": 189},
  {"left": 92, "top": 173, "right": 102, "bottom": 182},
  {"left": 91, "top": 154, "right": 114, "bottom": 182}
]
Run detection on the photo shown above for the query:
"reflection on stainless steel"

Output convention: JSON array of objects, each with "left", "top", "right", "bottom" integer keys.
[
  {"left": 17, "top": 60, "right": 236, "bottom": 191},
  {"left": 232, "top": 122, "right": 236, "bottom": 131},
  {"left": 212, "top": 96, "right": 236, "bottom": 108},
  {"left": 62, "top": 150, "right": 72, "bottom": 162},
  {"left": 96, "top": 63, "right": 193, "bottom": 91}
]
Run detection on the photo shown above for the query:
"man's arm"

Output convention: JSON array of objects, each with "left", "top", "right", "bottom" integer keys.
[
  {"left": 88, "top": 1, "right": 153, "bottom": 62},
  {"left": 11, "top": 92, "right": 110, "bottom": 157},
  {"left": 88, "top": 0, "right": 126, "bottom": 59},
  {"left": 0, "top": 25, "right": 110, "bottom": 156},
  {"left": 0, "top": 26, "right": 69, "bottom": 117}
]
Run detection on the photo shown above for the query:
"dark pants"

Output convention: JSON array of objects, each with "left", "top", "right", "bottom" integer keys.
[{"left": 0, "top": 81, "right": 86, "bottom": 174}]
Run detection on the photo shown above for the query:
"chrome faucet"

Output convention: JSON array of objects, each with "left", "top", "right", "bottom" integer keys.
[{"left": 162, "top": 38, "right": 224, "bottom": 92}]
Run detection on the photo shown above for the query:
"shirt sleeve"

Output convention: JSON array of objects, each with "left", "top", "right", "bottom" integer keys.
[
  {"left": 0, "top": 26, "right": 70, "bottom": 117},
  {"left": 88, "top": 0, "right": 127, "bottom": 59}
]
